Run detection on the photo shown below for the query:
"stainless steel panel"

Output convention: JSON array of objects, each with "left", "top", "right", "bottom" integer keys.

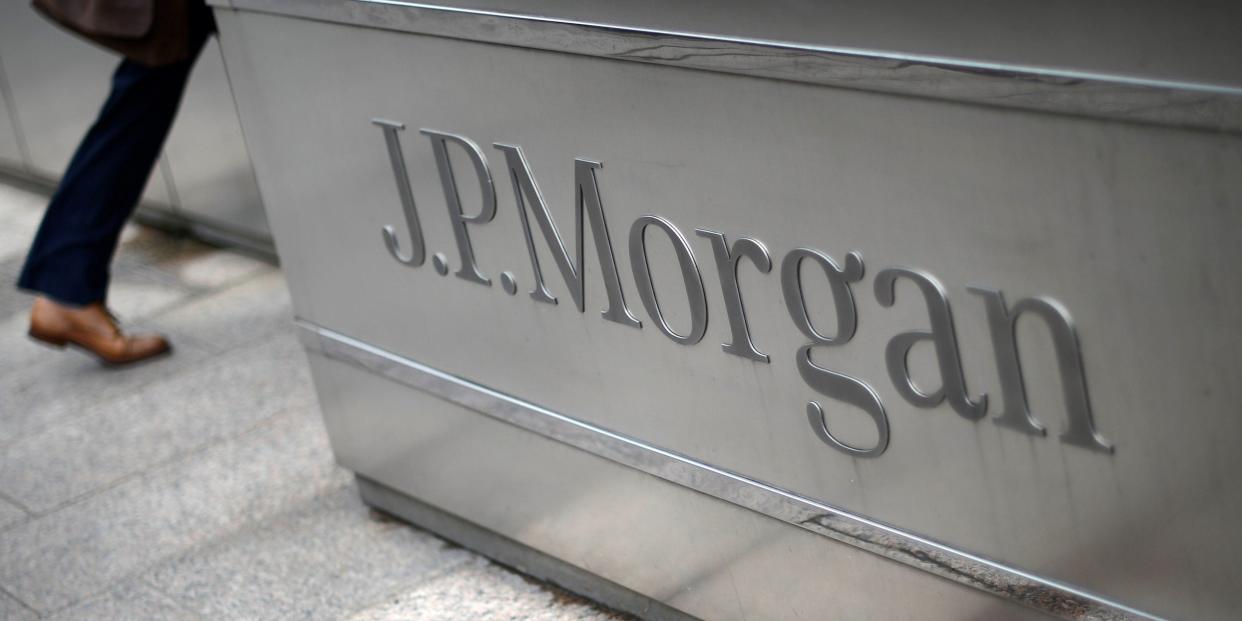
[
  {"left": 301, "top": 321, "right": 1150, "bottom": 619},
  {"left": 164, "top": 38, "right": 270, "bottom": 239},
  {"left": 305, "top": 351, "right": 1049, "bottom": 621},
  {"left": 0, "top": 0, "right": 173, "bottom": 207},
  {"left": 215, "top": 5, "right": 1242, "bottom": 620}
]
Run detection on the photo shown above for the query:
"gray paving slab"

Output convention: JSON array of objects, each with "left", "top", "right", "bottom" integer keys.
[
  {"left": 112, "top": 226, "right": 213, "bottom": 274},
  {"left": 0, "top": 183, "right": 45, "bottom": 218},
  {"left": 0, "top": 409, "right": 348, "bottom": 613},
  {"left": 104, "top": 276, "right": 195, "bottom": 322},
  {"left": 0, "top": 184, "right": 44, "bottom": 265},
  {"left": 151, "top": 270, "right": 294, "bottom": 356},
  {"left": 43, "top": 579, "right": 199, "bottom": 621},
  {"left": 0, "top": 230, "right": 33, "bottom": 268},
  {"left": 347, "top": 557, "right": 626, "bottom": 621},
  {"left": 0, "top": 312, "right": 66, "bottom": 377},
  {"left": 0, "top": 495, "right": 28, "bottom": 531},
  {"left": 0, "top": 253, "right": 34, "bottom": 322},
  {"left": 0, "top": 589, "right": 37, "bottom": 621},
  {"left": 111, "top": 226, "right": 271, "bottom": 294},
  {"left": 0, "top": 334, "right": 216, "bottom": 445},
  {"left": 0, "top": 331, "right": 317, "bottom": 513},
  {"left": 170, "top": 248, "right": 273, "bottom": 291},
  {"left": 147, "top": 484, "right": 473, "bottom": 621}
]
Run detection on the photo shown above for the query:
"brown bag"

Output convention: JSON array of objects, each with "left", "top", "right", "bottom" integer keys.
[{"left": 31, "top": 0, "right": 191, "bottom": 67}]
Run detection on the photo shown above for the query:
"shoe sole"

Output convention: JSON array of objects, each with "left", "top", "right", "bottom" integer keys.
[
  {"left": 27, "top": 330, "right": 173, "bottom": 367},
  {"left": 27, "top": 330, "right": 67, "bottom": 348}
]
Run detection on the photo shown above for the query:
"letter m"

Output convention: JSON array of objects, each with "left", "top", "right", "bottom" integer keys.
[{"left": 493, "top": 143, "right": 641, "bottom": 328}]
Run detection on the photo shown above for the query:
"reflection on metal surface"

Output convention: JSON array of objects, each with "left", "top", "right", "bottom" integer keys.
[
  {"left": 875, "top": 267, "right": 987, "bottom": 420},
  {"left": 373, "top": 118, "right": 426, "bottom": 267},
  {"left": 629, "top": 215, "right": 707, "bottom": 345},
  {"left": 494, "top": 144, "right": 642, "bottom": 328},
  {"left": 297, "top": 321, "right": 1158, "bottom": 621},
  {"left": 216, "top": 0, "right": 1242, "bottom": 133},
  {"left": 695, "top": 229, "right": 773, "bottom": 363},
  {"left": 422, "top": 128, "right": 496, "bottom": 286},
  {"left": 969, "top": 287, "right": 1113, "bottom": 453}
]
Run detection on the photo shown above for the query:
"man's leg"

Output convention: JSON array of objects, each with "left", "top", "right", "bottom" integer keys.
[
  {"left": 17, "top": 2, "right": 214, "bottom": 365},
  {"left": 17, "top": 53, "right": 198, "bottom": 305}
]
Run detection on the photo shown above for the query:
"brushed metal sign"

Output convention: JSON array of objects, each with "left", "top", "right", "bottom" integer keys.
[
  {"left": 212, "top": 5, "right": 1242, "bottom": 616},
  {"left": 371, "top": 121, "right": 1114, "bottom": 459}
]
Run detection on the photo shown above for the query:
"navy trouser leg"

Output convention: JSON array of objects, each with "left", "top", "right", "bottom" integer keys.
[{"left": 17, "top": 42, "right": 205, "bottom": 305}]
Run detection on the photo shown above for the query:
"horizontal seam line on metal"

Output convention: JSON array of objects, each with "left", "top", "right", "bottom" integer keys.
[
  {"left": 357, "top": 0, "right": 1242, "bottom": 97},
  {"left": 294, "top": 318, "right": 1162, "bottom": 621}
]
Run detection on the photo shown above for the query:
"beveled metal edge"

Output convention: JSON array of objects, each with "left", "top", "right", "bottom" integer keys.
[
  {"left": 209, "top": 0, "right": 1242, "bottom": 133},
  {"left": 296, "top": 319, "right": 1164, "bottom": 621}
]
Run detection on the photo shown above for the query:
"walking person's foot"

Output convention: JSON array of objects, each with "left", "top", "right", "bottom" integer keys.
[{"left": 27, "top": 296, "right": 171, "bottom": 365}]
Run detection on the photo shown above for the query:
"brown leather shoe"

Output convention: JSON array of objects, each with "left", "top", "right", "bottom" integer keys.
[{"left": 27, "top": 297, "right": 171, "bottom": 366}]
